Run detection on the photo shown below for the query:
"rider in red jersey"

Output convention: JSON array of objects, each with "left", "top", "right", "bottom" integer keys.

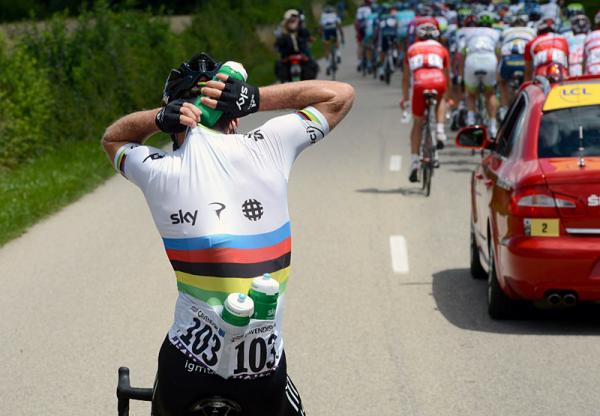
[
  {"left": 401, "top": 22, "right": 450, "bottom": 183},
  {"left": 524, "top": 18, "right": 569, "bottom": 80}
]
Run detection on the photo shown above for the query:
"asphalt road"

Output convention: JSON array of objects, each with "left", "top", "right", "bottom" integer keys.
[{"left": 2, "top": 31, "right": 600, "bottom": 416}]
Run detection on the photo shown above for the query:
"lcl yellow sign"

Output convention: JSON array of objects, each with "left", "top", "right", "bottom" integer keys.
[{"left": 543, "top": 83, "right": 600, "bottom": 111}]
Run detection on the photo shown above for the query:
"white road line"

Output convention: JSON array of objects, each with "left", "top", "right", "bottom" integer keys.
[
  {"left": 389, "top": 155, "right": 402, "bottom": 171},
  {"left": 389, "top": 236, "right": 409, "bottom": 274}
]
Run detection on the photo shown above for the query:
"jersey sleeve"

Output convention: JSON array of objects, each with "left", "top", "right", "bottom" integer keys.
[
  {"left": 249, "top": 106, "right": 330, "bottom": 177},
  {"left": 113, "top": 143, "right": 167, "bottom": 190},
  {"left": 443, "top": 47, "right": 450, "bottom": 69},
  {"left": 524, "top": 39, "right": 533, "bottom": 61}
]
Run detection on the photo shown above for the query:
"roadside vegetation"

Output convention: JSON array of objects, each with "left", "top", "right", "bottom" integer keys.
[{"left": 0, "top": 0, "right": 349, "bottom": 246}]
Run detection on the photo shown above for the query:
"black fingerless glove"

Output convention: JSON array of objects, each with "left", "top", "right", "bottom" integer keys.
[
  {"left": 155, "top": 99, "right": 189, "bottom": 134},
  {"left": 215, "top": 77, "right": 260, "bottom": 118}
]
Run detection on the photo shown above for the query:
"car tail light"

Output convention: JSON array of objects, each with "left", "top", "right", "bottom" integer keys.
[{"left": 509, "top": 186, "right": 577, "bottom": 217}]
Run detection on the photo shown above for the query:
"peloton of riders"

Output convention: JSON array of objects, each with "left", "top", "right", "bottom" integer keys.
[{"left": 276, "top": 2, "right": 600, "bottom": 181}]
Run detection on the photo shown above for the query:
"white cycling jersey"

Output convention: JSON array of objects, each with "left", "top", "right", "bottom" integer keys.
[
  {"left": 500, "top": 27, "right": 535, "bottom": 56},
  {"left": 113, "top": 107, "right": 330, "bottom": 379},
  {"left": 321, "top": 11, "right": 340, "bottom": 30},
  {"left": 356, "top": 5, "right": 372, "bottom": 21},
  {"left": 463, "top": 27, "right": 500, "bottom": 55}
]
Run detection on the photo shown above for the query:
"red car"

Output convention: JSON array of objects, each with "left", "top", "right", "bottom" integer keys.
[{"left": 456, "top": 74, "right": 600, "bottom": 319}]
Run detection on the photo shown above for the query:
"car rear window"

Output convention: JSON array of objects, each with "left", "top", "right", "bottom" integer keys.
[{"left": 538, "top": 106, "right": 600, "bottom": 158}]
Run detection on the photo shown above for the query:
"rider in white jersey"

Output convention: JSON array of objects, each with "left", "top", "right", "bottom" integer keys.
[
  {"left": 567, "top": 14, "right": 591, "bottom": 76},
  {"left": 101, "top": 54, "right": 354, "bottom": 416},
  {"left": 497, "top": 14, "right": 534, "bottom": 120},
  {"left": 460, "top": 11, "right": 501, "bottom": 136},
  {"left": 321, "top": 5, "right": 344, "bottom": 73}
]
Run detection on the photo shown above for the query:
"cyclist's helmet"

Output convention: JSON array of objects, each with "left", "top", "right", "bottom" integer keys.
[
  {"left": 512, "top": 14, "right": 529, "bottom": 27},
  {"left": 477, "top": 11, "right": 496, "bottom": 27},
  {"left": 457, "top": 7, "right": 473, "bottom": 26},
  {"left": 464, "top": 14, "right": 478, "bottom": 27},
  {"left": 323, "top": 5, "right": 336, "bottom": 13},
  {"left": 529, "top": 4, "right": 541, "bottom": 23},
  {"left": 161, "top": 53, "right": 221, "bottom": 106},
  {"left": 416, "top": 22, "right": 441, "bottom": 40},
  {"left": 379, "top": 3, "right": 391, "bottom": 14},
  {"left": 416, "top": 4, "right": 434, "bottom": 17},
  {"left": 571, "top": 14, "right": 591, "bottom": 35},
  {"left": 536, "top": 17, "right": 557, "bottom": 35},
  {"left": 566, "top": 3, "right": 585, "bottom": 18}
]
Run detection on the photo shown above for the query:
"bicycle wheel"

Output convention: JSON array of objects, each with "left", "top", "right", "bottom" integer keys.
[
  {"left": 422, "top": 162, "right": 432, "bottom": 197},
  {"left": 331, "top": 46, "right": 337, "bottom": 81},
  {"left": 385, "top": 59, "right": 391, "bottom": 85}
]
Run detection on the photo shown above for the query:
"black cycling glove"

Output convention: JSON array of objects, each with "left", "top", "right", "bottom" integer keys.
[
  {"left": 155, "top": 99, "right": 190, "bottom": 134},
  {"left": 215, "top": 77, "right": 260, "bottom": 118}
]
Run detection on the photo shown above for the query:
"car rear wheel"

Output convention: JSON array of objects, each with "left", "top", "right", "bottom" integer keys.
[
  {"left": 470, "top": 227, "right": 487, "bottom": 279},
  {"left": 488, "top": 242, "right": 519, "bottom": 320}
]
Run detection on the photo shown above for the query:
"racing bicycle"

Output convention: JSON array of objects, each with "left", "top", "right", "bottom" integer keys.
[
  {"left": 473, "top": 70, "right": 489, "bottom": 127},
  {"left": 419, "top": 90, "right": 438, "bottom": 197},
  {"left": 117, "top": 367, "right": 243, "bottom": 415},
  {"left": 381, "top": 35, "right": 395, "bottom": 85},
  {"left": 328, "top": 42, "right": 338, "bottom": 80}
]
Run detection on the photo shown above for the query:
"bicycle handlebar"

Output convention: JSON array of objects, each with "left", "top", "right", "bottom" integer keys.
[{"left": 117, "top": 367, "right": 153, "bottom": 416}]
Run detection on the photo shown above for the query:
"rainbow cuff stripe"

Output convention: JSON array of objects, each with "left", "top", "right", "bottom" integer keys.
[
  {"left": 113, "top": 143, "right": 138, "bottom": 176},
  {"left": 164, "top": 222, "right": 292, "bottom": 305},
  {"left": 295, "top": 106, "right": 330, "bottom": 134}
]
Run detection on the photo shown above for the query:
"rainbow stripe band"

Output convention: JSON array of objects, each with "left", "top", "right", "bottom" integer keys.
[
  {"left": 176, "top": 267, "right": 290, "bottom": 306},
  {"left": 113, "top": 143, "right": 139, "bottom": 176},
  {"left": 165, "top": 222, "right": 292, "bottom": 304},
  {"left": 294, "top": 106, "right": 330, "bottom": 133}
]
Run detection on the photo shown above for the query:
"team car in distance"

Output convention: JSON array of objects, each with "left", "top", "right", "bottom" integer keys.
[{"left": 456, "top": 73, "right": 600, "bottom": 319}]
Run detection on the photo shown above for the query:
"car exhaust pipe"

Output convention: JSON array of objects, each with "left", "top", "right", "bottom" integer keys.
[
  {"left": 546, "top": 293, "right": 562, "bottom": 306},
  {"left": 563, "top": 293, "right": 577, "bottom": 306}
]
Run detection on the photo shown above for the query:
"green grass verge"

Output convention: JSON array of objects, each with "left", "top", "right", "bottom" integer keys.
[{"left": 0, "top": 135, "right": 168, "bottom": 247}]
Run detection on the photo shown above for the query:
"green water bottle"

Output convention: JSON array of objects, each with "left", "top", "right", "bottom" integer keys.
[
  {"left": 221, "top": 293, "right": 254, "bottom": 327},
  {"left": 195, "top": 61, "right": 248, "bottom": 127},
  {"left": 248, "top": 273, "right": 279, "bottom": 320}
]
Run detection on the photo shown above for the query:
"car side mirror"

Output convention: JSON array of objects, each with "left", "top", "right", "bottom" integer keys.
[{"left": 455, "top": 125, "right": 491, "bottom": 150}]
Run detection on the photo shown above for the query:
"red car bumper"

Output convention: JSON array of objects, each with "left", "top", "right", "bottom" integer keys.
[{"left": 499, "top": 236, "right": 600, "bottom": 301}]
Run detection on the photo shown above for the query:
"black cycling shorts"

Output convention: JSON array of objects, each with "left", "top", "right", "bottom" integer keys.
[{"left": 152, "top": 337, "right": 306, "bottom": 416}]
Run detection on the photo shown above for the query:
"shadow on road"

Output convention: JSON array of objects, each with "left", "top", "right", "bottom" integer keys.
[
  {"left": 439, "top": 159, "right": 479, "bottom": 167},
  {"left": 449, "top": 168, "right": 475, "bottom": 174},
  {"left": 432, "top": 268, "right": 600, "bottom": 335},
  {"left": 356, "top": 187, "right": 424, "bottom": 196}
]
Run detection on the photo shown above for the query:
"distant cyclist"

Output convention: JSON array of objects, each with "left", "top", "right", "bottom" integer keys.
[
  {"left": 583, "top": 11, "right": 600, "bottom": 75},
  {"left": 355, "top": 0, "right": 373, "bottom": 70},
  {"left": 320, "top": 5, "right": 345, "bottom": 75},
  {"left": 567, "top": 14, "right": 590, "bottom": 76},
  {"left": 401, "top": 22, "right": 450, "bottom": 182},
  {"left": 498, "top": 14, "right": 534, "bottom": 120},
  {"left": 524, "top": 17, "right": 569, "bottom": 80},
  {"left": 102, "top": 54, "right": 354, "bottom": 415},
  {"left": 396, "top": 2, "right": 416, "bottom": 67},
  {"left": 460, "top": 11, "right": 501, "bottom": 136},
  {"left": 376, "top": 3, "right": 399, "bottom": 79}
]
